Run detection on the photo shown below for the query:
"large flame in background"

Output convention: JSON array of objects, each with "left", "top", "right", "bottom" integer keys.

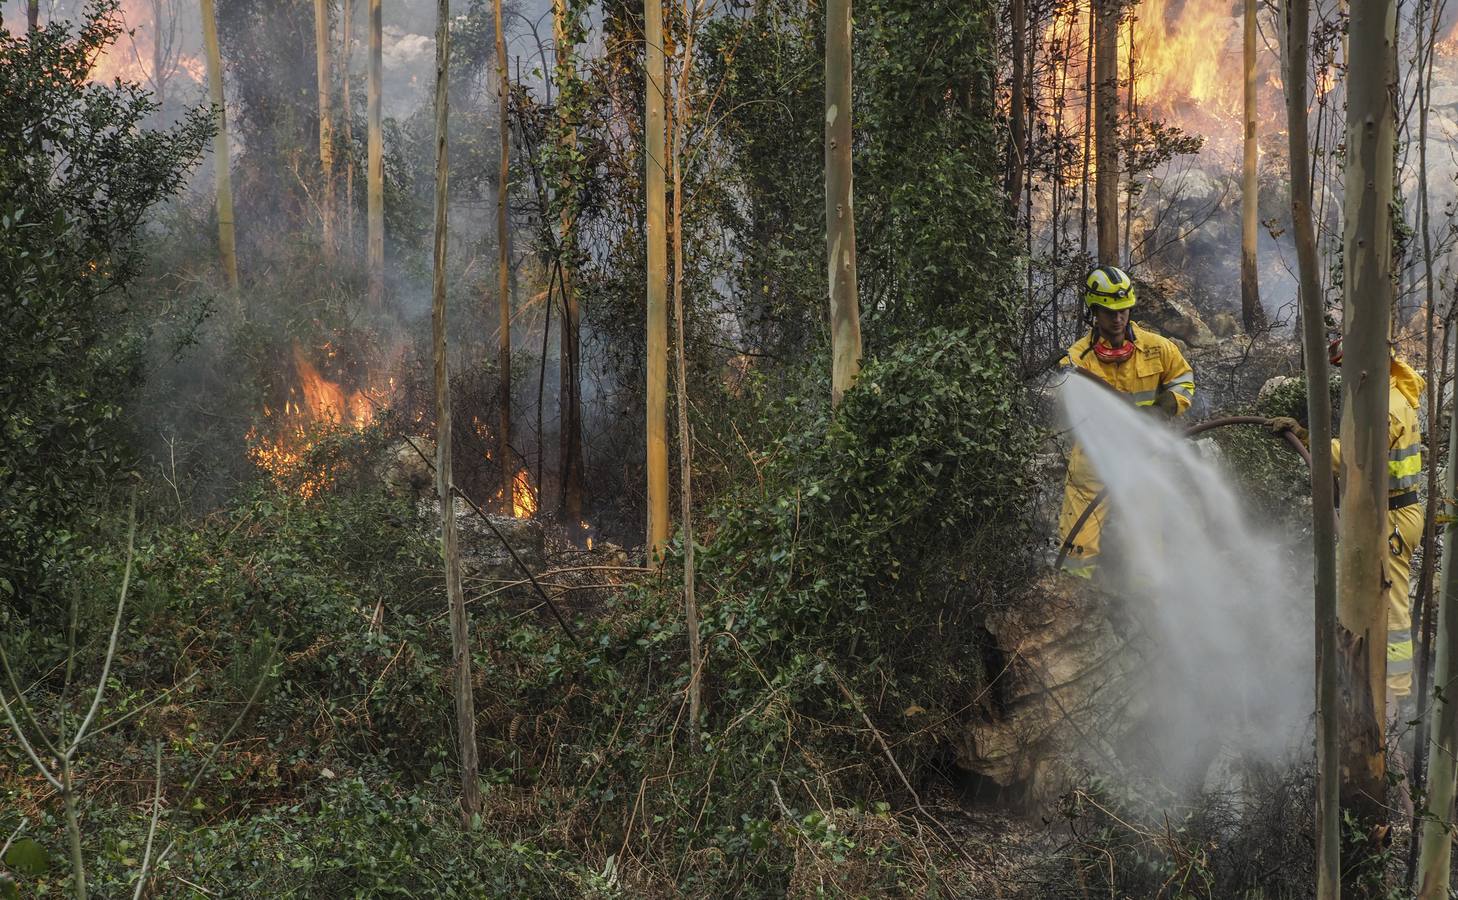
[
  {"left": 248, "top": 342, "right": 386, "bottom": 499},
  {"left": 82, "top": 0, "right": 206, "bottom": 91}
]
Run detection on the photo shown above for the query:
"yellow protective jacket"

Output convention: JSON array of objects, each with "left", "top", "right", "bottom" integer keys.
[
  {"left": 1061, "top": 322, "right": 1196, "bottom": 412},
  {"left": 1329, "top": 356, "right": 1425, "bottom": 500},
  {"left": 1056, "top": 322, "right": 1194, "bottom": 577}
]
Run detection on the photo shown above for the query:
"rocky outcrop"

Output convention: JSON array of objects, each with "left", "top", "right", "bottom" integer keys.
[{"left": 1137, "top": 276, "right": 1217, "bottom": 349}]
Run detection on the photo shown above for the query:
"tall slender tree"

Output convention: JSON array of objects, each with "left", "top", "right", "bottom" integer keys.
[
  {"left": 1241, "top": 0, "right": 1265, "bottom": 333},
  {"left": 1006, "top": 0, "right": 1026, "bottom": 215},
  {"left": 1419, "top": 327, "right": 1458, "bottom": 896},
  {"left": 1093, "top": 0, "right": 1119, "bottom": 263},
  {"left": 825, "top": 0, "right": 861, "bottom": 406},
  {"left": 495, "top": 0, "right": 513, "bottom": 515},
  {"left": 555, "top": 0, "right": 585, "bottom": 532},
  {"left": 429, "top": 0, "right": 482, "bottom": 818},
  {"left": 314, "top": 0, "right": 336, "bottom": 252},
  {"left": 342, "top": 0, "right": 355, "bottom": 246},
  {"left": 1284, "top": 0, "right": 1338, "bottom": 889},
  {"left": 26, "top": 0, "right": 37, "bottom": 30},
  {"left": 1337, "top": 0, "right": 1397, "bottom": 839},
  {"left": 645, "top": 0, "right": 670, "bottom": 556},
  {"left": 367, "top": 0, "right": 385, "bottom": 308},
  {"left": 199, "top": 0, "right": 238, "bottom": 290}
]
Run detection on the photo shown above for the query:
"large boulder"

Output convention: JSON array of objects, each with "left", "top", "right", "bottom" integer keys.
[{"left": 1137, "top": 276, "right": 1217, "bottom": 349}]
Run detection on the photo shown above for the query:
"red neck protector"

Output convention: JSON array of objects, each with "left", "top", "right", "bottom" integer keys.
[{"left": 1092, "top": 326, "right": 1136, "bottom": 363}]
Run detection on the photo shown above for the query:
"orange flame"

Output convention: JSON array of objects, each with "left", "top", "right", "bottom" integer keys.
[
  {"left": 512, "top": 469, "right": 537, "bottom": 519},
  {"left": 247, "top": 342, "right": 384, "bottom": 497}
]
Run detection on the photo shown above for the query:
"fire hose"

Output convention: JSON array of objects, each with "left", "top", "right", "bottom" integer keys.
[{"left": 1052, "top": 416, "right": 1316, "bottom": 573}]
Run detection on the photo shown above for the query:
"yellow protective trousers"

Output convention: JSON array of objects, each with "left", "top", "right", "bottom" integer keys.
[
  {"left": 1057, "top": 445, "right": 1104, "bottom": 578},
  {"left": 1386, "top": 500, "right": 1424, "bottom": 698}
]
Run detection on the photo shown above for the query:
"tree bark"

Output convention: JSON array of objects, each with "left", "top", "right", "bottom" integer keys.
[
  {"left": 671, "top": 19, "right": 702, "bottom": 743},
  {"left": 1418, "top": 327, "right": 1458, "bottom": 899},
  {"left": 825, "top": 0, "right": 861, "bottom": 406},
  {"left": 1339, "top": 0, "right": 1396, "bottom": 839},
  {"left": 1241, "top": 0, "right": 1266, "bottom": 333},
  {"left": 314, "top": 0, "right": 336, "bottom": 254},
  {"left": 1006, "top": 0, "right": 1026, "bottom": 215},
  {"left": 645, "top": 0, "right": 670, "bottom": 557},
  {"left": 199, "top": 0, "right": 238, "bottom": 291},
  {"left": 1284, "top": 0, "right": 1339, "bottom": 890},
  {"left": 429, "top": 0, "right": 481, "bottom": 818},
  {"left": 554, "top": 0, "right": 585, "bottom": 533},
  {"left": 367, "top": 0, "right": 385, "bottom": 309},
  {"left": 1093, "top": 0, "right": 1119, "bottom": 264},
  {"left": 26, "top": 0, "right": 37, "bottom": 31},
  {"left": 496, "top": 0, "right": 513, "bottom": 516},
  {"left": 342, "top": 0, "right": 355, "bottom": 249}
]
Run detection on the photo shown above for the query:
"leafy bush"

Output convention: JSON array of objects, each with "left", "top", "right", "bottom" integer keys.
[{"left": 0, "top": 2, "right": 211, "bottom": 615}]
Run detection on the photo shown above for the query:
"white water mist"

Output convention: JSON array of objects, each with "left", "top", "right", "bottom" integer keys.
[{"left": 1059, "top": 375, "right": 1313, "bottom": 792}]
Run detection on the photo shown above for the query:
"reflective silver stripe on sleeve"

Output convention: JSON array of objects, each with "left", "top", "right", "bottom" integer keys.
[
  {"left": 1393, "top": 473, "right": 1422, "bottom": 489},
  {"left": 1390, "top": 444, "right": 1422, "bottom": 461}
]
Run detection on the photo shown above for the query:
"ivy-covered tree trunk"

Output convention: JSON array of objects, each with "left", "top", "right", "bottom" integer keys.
[
  {"left": 1093, "top": 0, "right": 1119, "bottom": 264},
  {"left": 1338, "top": 0, "right": 1396, "bottom": 847},
  {"left": 495, "top": 0, "right": 512, "bottom": 516},
  {"left": 429, "top": 0, "right": 481, "bottom": 818},
  {"left": 1283, "top": 0, "right": 1338, "bottom": 888},
  {"left": 313, "top": 0, "right": 335, "bottom": 254},
  {"left": 1006, "top": 0, "right": 1026, "bottom": 214},
  {"left": 555, "top": 0, "right": 585, "bottom": 533},
  {"left": 645, "top": 0, "right": 670, "bottom": 556},
  {"left": 199, "top": 0, "right": 239, "bottom": 290},
  {"left": 367, "top": 0, "right": 384, "bottom": 308},
  {"left": 825, "top": 0, "right": 861, "bottom": 406},
  {"left": 1240, "top": 0, "right": 1264, "bottom": 333},
  {"left": 342, "top": 0, "right": 354, "bottom": 246}
]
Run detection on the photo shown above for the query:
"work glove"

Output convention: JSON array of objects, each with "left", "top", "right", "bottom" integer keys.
[
  {"left": 1149, "top": 389, "right": 1180, "bottom": 419},
  {"left": 1267, "top": 416, "right": 1308, "bottom": 443}
]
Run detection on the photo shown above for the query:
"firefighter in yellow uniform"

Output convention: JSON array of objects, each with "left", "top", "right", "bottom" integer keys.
[
  {"left": 1272, "top": 339, "right": 1425, "bottom": 698},
  {"left": 1058, "top": 266, "right": 1196, "bottom": 577}
]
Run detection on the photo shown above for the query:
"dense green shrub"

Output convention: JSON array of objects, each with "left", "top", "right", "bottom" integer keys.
[{"left": 0, "top": 3, "right": 211, "bottom": 615}]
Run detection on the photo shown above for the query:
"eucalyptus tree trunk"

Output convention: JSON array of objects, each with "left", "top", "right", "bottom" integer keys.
[
  {"left": 1006, "top": 0, "right": 1026, "bottom": 215},
  {"left": 1338, "top": 0, "right": 1396, "bottom": 840},
  {"left": 495, "top": 0, "right": 513, "bottom": 514},
  {"left": 314, "top": 0, "right": 336, "bottom": 253},
  {"left": 825, "top": 0, "right": 861, "bottom": 406},
  {"left": 1284, "top": 0, "right": 1338, "bottom": 889},
  {"left": 367, "top": 0, "right": 385, "bottom": 308},
  {"left": 1094, "top": 0, "right": 1119, "bottom": 264},
  {"left": 671, "top": 20, "right": 702, "bottom": 743},
  {"left": 645, "top": 0, "right": 670, "bottom": 557},
  {"left": 554, "top": 0, "right": 585, "bottom": 532},
  {"left": 429, "top": 0, "right": 482, "bottom": 818},
  {"left": 199, "top": 0, "right": 238, "bottom": 290},
  {"left": 342, "top": 0, "right": 355, "bottom": 247},
  {"left": 26, "top": 0, "right": 37, "bottom": 30},
  {"left": 1241, "top": 0, "right": 1266, "bottom": 333},
  {"left": 1418, "top": 329, "right": 1458, "bottom": 899}
]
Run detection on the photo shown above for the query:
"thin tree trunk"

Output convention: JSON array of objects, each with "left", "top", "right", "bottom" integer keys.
[
  {"left": 554, "top": 0, "right": 585, "bottom": 534},
  {"left": 1080, "top": 0, "right": 1093, "bottom": 259},
  {"left": 342, "top": 0, "right": 354, "bottom": 250},
  {"left": 1284, "top": 0, "right": 1338, "bottom": 888},
  {"left": 314, "top": 0, "right": 335, "bottom": 254},
  {"left": 1094, "top": 0, "right": 1119, "bottom": 264},
  {"left": 1121, "top": 13, "right": 1133, "bottom": 263},
  {"left": 645, "top": 0, "right": 671, "bottom": 557},
  {"left": 1408, "top": 0, "right": 1444, "bottom": 877},
  {"left": 1241, "top": 0, "right": 1266, "bottom": 333},
  {"left": 199, "top": 0, "right": 238, "bottom": 291},
  {"left": 496, "top": 0, "right": 513, "bottom": 516},
  {"left": 826, "top": 0, "right": 862, "bottom": 406},
  {"left": 1339, "top": 0, "right": 1397, "bottom": 840},
  {"left": 429, "top": 0, "right": 481, "bottom": 818},
  {"left": 1007, "top": 0, "right": 1026, "bottom": 214},
  {"left": 367, "top": 0, "right": 385, "bottom": 308},
  {"left": 26, "top": 0, "right": 37, "bottom": 30},
  {"left": 151, "top": 0, "right": 167, "bottom": 110},
  {"left": 1418, "top": 324, "right": 1458, "bottom": 898},
  {"left": 671, "top": 18, "right": 702, "bottom": 744}
]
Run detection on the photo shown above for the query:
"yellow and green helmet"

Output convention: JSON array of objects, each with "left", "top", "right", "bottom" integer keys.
[{"left": 1084, "top": 265, "right": 1136, "bottom": 311}]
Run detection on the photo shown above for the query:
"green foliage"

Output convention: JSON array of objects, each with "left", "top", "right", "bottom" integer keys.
[{"left": 0, "top": 3, "right": 211, "bottom": 614}]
